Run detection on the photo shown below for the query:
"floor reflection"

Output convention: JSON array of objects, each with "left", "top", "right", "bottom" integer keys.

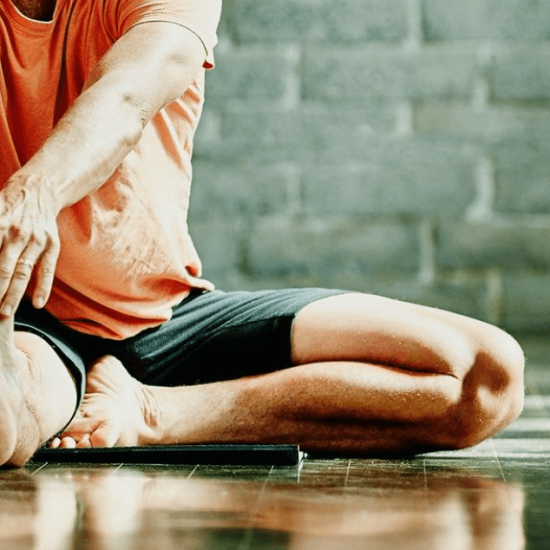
[
  {"left": 0, "top": 462, "right": 526, "bottom": 550},
  {"left": 0, "top": 469, "right": 76, "bottom": 550}
]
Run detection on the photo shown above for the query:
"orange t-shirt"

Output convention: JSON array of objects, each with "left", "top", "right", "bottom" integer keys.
[{"left": 0, "top": 0, "right": 221, "bottom": 339}]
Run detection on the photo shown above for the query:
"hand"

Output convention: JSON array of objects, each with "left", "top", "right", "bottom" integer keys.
[{"left": 0, "top": 173, "right": 61, "bottom": 316}]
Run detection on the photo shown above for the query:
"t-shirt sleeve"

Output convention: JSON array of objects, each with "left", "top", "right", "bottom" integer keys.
[{"left": 105, "top": 0, "right": 222, "bottom": 68}]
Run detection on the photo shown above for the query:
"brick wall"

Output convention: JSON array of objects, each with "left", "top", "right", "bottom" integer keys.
[{"left": 189, "top": 0, "right": 550, "bottom": 333}]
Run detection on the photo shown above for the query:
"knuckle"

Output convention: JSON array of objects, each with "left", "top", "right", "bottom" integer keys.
[
  {"left": 0, "top": 266, "right": 12, "bottom": 279},
  {"left": 38, "top": 265, "right": 55, "bottom": 279},
  {"left": 48, "top": 233, "right": 61, "bottom": 251},
  {"left": 1, "top": 301, "right": 16, "bottom": 315},
  {"left": 13, "top": 265, "right": 32, "bottom": 279},
  {"left": 28, "top": 232, "right": 46, "bottom": 247},
  {"left": 8, "top": 225, "right": 30, "bottom": 242}
]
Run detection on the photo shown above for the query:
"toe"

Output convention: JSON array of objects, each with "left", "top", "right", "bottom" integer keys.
[
  {"left": 60, "top": 437, "right": 77, "bottom": 449},
  {"left": 76, "top": 437, "right": 92, "bottom": 449},
  {"left": 90, "top": 422, "right": 120, "bottom": 448}
]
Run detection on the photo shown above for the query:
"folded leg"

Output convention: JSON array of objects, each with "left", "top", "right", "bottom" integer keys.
[{"left": 60, "top": 292, "right": 524, "bottom": 454}]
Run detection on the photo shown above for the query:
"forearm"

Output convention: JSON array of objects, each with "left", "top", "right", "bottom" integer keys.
[
  {"left": 14, "top": 76, "right": 144, "bottom": 212},
  {"left": 7, "top": 22, "right": 207, "bottom": 213},
  {"left": 0, "top": 82, "right": 140, "bottom": 306}
]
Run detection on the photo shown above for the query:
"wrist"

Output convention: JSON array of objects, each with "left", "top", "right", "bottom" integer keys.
[{"left": 4, "top": 170, "right": 63, "bottom": 217}]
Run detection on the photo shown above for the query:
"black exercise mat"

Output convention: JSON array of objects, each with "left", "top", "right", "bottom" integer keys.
[{"left": 31, "top": 444, "right": 304, "bottom": 465}]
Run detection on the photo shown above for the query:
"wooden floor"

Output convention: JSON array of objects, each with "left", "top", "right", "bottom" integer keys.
[{"left": 1, "top": 334, "right": 549, "bottom": 550}]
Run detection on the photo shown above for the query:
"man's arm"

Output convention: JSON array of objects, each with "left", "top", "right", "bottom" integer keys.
[{"left": 0, "top": 22, "right": 207, "bottom": 316}]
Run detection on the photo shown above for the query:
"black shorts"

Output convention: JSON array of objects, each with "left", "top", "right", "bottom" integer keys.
[{"left": 14, "top": 288, "right": 345, "bottom": 416}]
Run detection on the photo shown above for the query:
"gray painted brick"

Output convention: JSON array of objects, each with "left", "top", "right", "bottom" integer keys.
[
  {"left": 297, "top": 106, "right": 403, "bottom": 163},
  {"left": 304, "top": 46, "right": 478, "bottom": 101},
  {"left": 228, "top": 0, "right": 408, "bottom": 43},
  {"left": 366, "top": 278, "right": 490, "bottom": 321},
  {"left": 221, "top": 275, "right": 490, "bottom": 323},
  {"left": 193, "top": 110, "right": 222, "bottom": 149},
  {"left": 214, "top": 272, "right": 336, "bottom": 292},
  {"left": 205, "top": 49, "right": 290, "bottom": 103},
  {"left": 349, "top": 136, "right": 480, "bottom": 166},
  {"left": 190, "top": 161, "right": 292, "bottom": 218},
  {"left": 414, "top": 105, "right": 550, "bottom": 144},
  {"left": 303, "top": 159, "right": 476, "bottom": 216},
  {"left": 493, "top": 144, "right": 550, "bottom": 214},
  {"left": 422, "top": 0, "right": 550, "bottom": 41},
  {"left": 247, "top": 216, "right": 420, "bottom": 276},
  {"left": 195, "top": 109, "right": 298, "bottom": 164},
  {"left": 437, "top": 221, "right": 550, "bottom": 271},
  {"left": 219, "top": 110, "right": 301, "bottom": 163},
  {"left": 187, "top": 1, "right": 550, "bottom": 333},
  {"left": 488, "top": 47, "right": 550, "bottom": 101},
  {"left": 496, "top": 163, "right": 550, "bottom": 215},
  {"left": 503, "top": 273, "right": 550, "bottom": 332},
  {"left": 220, "top": 275, "right": 490, "bottom": 324},
  {"left": 196, "top": 110, "right": 482, "bottom": 167},
  {"left": 188, "top": 219, "right": 245, "bottom": 281},
  {"left": 195, "top": 106, "right": 399, "bottom": 164}
]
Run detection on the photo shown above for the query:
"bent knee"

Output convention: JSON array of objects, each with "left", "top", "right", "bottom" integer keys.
[{"left": 435, "top": 328, "right": 525, "bottom": 450}]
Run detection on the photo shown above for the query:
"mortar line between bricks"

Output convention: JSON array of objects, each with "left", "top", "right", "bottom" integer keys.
[
  {"left": 472, "top": 43, "right": 494, "bottom": 109},
  {"left": 406, "top": 0, "right": 423, "bottom": 50},
  {"left": 281, "top": 43, "right": 302, "bottom": 111},
  {"left": 418, "top": 218, "right": 436, "bottom": 285},
  {"left": 466, "top": 155, "right": 495, "bottom": 223},
  {"left": 486, "top": 269, "right": 504, "bottom": 326}
]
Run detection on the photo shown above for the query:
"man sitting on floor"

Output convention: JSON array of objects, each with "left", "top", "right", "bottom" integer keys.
[{"left": 0, "top": 0, "right": 524, "bottom": 466}]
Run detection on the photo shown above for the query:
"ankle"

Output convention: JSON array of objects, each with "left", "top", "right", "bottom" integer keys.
[{"left": 136, "top": 383, "right": 164, "bottom": 446}]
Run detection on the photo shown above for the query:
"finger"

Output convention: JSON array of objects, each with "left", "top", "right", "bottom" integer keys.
[
  {"left": 0, "top": 247, "right": 42, "bottom": 317},
  {"left": 0, "top": 243, "right": 27, "bottom": 314},
  {"left": 0, "top": 258, "right": 35, "bottom": 317},
  {"left": 32, "top": 238, "right": 60, "bottom": 309},
  {"left": 76, "top": 435, "right": 93, "bottom": 449}
]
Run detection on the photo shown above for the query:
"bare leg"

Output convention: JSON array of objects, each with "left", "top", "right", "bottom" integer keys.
[
  {"left": 60, "top": 293, "right": 524, "bottom": 454},
  {"left": 0, "top": 317, "right": 77, "bottom": 466}
]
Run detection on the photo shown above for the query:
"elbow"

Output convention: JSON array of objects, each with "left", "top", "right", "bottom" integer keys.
[
  {"left": 118, "top": 102, "right": 144, "bottom": 151},
  {"left": 121, "top": 92, "right": 151, "bottom": 133}
]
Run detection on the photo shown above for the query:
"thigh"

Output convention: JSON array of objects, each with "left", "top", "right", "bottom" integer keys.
[
  {"left": 117, "top": 288, "right": 346, "bottom": 386},
  {"left": 291, "top": 293, "right": 511, "bottom": 378}
]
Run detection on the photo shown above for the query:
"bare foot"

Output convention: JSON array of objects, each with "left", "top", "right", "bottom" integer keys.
[
  {"left": 0, "top": 318, "right": 42, "bottom": 466},
  {"left": 0, "top": 323, "right": 25, "bottom": 464},
  {"left": 55, "top": 356, "right": 161, "bottom": 448}
]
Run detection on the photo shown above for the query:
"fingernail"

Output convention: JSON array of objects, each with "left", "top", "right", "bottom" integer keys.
[{"left": 35, "top": 296, "right": 45, "bottom": 308}]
